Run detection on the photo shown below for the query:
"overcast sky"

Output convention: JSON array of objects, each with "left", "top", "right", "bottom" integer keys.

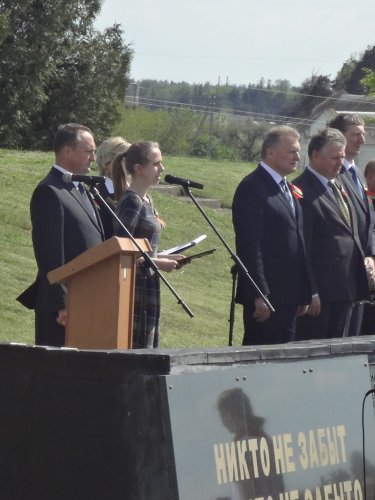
[{"left": 95, "top": 0, "right": 375, "bottom": 87}]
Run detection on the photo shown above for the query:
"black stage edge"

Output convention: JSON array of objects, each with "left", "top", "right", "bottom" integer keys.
[{"left": 0, "top": 338, "right": 375, "bottom": 500}]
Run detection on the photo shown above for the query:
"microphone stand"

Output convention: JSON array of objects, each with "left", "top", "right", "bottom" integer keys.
[
  {"left": 88, "top": 185, "right": 194, "bottom": 319},
  {"left": 180, "top": 184, "right": 275, "bottom": 344}
]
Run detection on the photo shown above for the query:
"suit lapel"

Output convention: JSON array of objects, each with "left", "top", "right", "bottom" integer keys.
[
  {"left": 340, "top": 168, "right": 368, "bottom": 213},
  {"left": 51, "top": 168, "right": 104, "bottom": 237},
  {"left": 69, "top": 185, "right": 105, "bottom": 236},
  {"left": 304, "top": 170, "right": 353, "bottom": 233},
  {"left": 257, "top": 166, "right": 297, "bottom": 225}
]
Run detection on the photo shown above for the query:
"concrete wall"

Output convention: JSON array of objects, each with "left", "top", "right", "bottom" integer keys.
[{"left": 0, "top": 339, "right": 374, "bottom": 499}]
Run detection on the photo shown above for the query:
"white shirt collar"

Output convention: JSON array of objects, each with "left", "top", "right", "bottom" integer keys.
[
  {"left": 307, "top": 165, "right": 333, "bottom": 191},
  {"left": 342, "top": 158, "right": 355, "bottom": 172},
  {"left": 260, "top": 161, "right": 286, "bottom": 185},
  {"left": 53, "top": 164, "right": 80, "bottom": 188}
]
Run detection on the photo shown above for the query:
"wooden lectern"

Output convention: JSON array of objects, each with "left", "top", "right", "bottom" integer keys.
[{"left": 47, "top": 236, "right": 152, "bottom": 350}]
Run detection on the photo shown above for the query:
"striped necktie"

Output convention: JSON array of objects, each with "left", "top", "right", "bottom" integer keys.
[
  {"left": 279, "top": 179, "right": 295, "bottom": 215},
  {"left": 328, "top": 180, "right": 351, "bottom": 228}
]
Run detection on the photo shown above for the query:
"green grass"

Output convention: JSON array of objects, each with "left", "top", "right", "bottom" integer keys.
[{"left": 0, "top": 149, "right": 254, "bottom": 348}]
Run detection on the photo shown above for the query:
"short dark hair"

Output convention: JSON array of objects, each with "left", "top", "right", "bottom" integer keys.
[
  {"left": 364, "top": 159, "right": 375, "bottom": 178},
  {"left": 308, "top": 128, "right": 346, "bottom": 159},
  {"left": 53, "top": 123, "right": 92, "bottom": 154},
  {"left": 328, "top": 113, "right": 364, "bottom": 134}
]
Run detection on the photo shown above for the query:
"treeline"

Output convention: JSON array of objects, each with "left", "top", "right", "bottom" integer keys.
[
  {"left": 116, "top": 45, "right": 375, "bottom": 160},
  {"left": 1, "top": 0, "right": 374, "bottom": 153},
  {"left": 132, "top": 78, "right": 296, "bottom": 118},
  {"left": 132, "top": 44, "right": 375, "bottom": 121}
]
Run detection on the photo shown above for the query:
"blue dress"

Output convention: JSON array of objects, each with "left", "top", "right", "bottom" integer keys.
[{"left": 114, "top": 190, "right": 162, "bottom": 348}]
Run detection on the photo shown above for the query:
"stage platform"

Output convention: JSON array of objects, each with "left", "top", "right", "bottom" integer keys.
[{"left": 0, "top": 337, "right": 374, "bottom": 500}]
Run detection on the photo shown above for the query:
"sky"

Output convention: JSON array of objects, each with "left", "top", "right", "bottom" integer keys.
[{"left": 95, "top": 0, "right": 375, "bottom": 87}]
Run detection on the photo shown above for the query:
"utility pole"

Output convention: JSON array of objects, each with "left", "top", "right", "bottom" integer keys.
[{"left": 207, "top": 95, "right": 216, "bottom": 160}]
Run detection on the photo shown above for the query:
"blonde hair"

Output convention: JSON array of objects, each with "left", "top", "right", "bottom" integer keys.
[
  {"left": 112, "top": 152, "right": 129, "bottom": 202},
  {"left": 96, "top": 136, "right": 131, "bottom": 176}
]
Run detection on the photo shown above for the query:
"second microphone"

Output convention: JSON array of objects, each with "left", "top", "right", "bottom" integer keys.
[{"left": 164, "top": 174, "right": 204, "bottom": 190}]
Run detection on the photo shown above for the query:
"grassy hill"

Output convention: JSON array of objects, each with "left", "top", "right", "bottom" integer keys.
[{"left": 0, "top": 149, "right": 255, "bottom": 348}]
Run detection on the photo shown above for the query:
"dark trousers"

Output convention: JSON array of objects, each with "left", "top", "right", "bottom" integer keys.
[
  {"left": 35, "top": 312, "right": 65, "bottom": 347},
  {"left": 346, "top": 302, "right": 363, "bottom": 336},
  {"left": 296, "top": 302, "right": 352, "bottom": 341},
  {"left": 242, "top": 303, "right": 299, "bottom": 345},
  {"left": 361, "top": 302, "right": 375, "bottom": 335}
]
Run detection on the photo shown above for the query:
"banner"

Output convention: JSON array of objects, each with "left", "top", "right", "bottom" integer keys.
[{"left": 164, "top": 355, "right": 375, "bottom": 500}]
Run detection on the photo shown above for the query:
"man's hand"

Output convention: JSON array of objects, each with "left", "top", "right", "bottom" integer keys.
[
  {"left": 297, "top": 305, "right": 309, "bottom": 317},
  {"left": 56, "top": 309, "right": 67, "bottom": 326},
  {"left": 253, "top": 297, "right": 271, "bottom": 322},
  {"left": 306, "top": 296, "right": 321, "bottom": 316},
  {"left": 364, "top": 256, "right": 375, "bottom": 290}
]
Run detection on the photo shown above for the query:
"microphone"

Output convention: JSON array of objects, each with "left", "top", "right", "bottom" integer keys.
[
  {"left": 164, "top": 174, "right": 204, "bottom": 190},
  {"left": 62, "top": 172, "right": 106, "bottom": 186}
]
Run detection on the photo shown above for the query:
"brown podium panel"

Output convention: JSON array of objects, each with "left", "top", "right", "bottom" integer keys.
[{"left": 47, "top": 237, "right": 151, "bottom": 350}]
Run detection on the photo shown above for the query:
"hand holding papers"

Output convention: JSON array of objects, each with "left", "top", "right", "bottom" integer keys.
[
  {"left": 160, "top": 235, "right": 207, "bottom": 255},
  {"left": 177, "top": 248, "right": 216, "bottom": 268}
]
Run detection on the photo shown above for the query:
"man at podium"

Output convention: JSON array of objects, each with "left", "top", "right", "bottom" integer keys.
[{"left": 17, "top": 123, "right": 104, "bottom": 347}]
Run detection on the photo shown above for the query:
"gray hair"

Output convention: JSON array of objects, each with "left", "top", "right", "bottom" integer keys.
[
  {"left": 261, "top": 125, "right": 300, "bottom": 159},
  {"left": 308, "top": 128, "right": 346, "bottom": 159}
]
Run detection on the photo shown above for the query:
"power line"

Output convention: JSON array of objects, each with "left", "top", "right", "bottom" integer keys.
[
  {"left": 124, "top": 95, "right": 375, "bottom": 131},
  {"left": 129, "top": 79, "right": 375, "bottom": 105}
]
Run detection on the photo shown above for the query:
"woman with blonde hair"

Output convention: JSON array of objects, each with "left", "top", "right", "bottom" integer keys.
[
  {"left": 112, "top": 141, "right": 184, "bottom": 348},
  {"left": 95, "top": 136, "right": 130, "bottom": 238}
]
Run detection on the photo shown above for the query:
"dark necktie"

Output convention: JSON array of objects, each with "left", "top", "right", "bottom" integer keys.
[
  {"left": 279, "top": 179, "right": 295, "bottom": 215},
  {"left": 328, "top": 181, "right": 351, "bottom": 228},
  {"left": 348, "top": 166, "right": 365, "bottom": 201},
  {"left": 78, "top": 183, "right": 95, "bottom": 217}
]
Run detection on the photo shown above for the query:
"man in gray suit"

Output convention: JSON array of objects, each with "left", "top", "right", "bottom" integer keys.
[
  {"left": 18, "top": 124, "right": 104, "bottom": 346},
  {"left": 294, "top": 128, "right": 369, "bottom": 340},
  {"left": 329, "top": 114, "right": 375, "bottom": 335}
]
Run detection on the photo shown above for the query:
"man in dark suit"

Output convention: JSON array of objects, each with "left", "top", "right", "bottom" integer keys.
[
  {"left": 361, "top": 159, "right": 375, "bottom": 334},
  {"left": 294, "top": 128, "right": 369, "bottom": 340},
  {"left": 17, "top": 123, "right": 104, "bottom": 346},
  {"left": 232, "top": 125, "right": 312, "bottom": 345},
  {"left": 329, "top": 114, "right": 375, "bottom": 335}
]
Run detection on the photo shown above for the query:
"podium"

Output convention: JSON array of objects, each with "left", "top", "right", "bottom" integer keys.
[{"left": 47, "top": 236, "right": 151, "bottom": 350}]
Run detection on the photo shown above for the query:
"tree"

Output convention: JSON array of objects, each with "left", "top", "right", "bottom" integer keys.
[
  {"left": 30, "top": 24, "right": 132, "bottom": 149},
  {"left": 0, "top": 0, "right": 132, "bottom": 148},
  {"left": 333, "top": 45, "right": 375, "bottom": 94},
  {"left": 333, "top": 55, "right": 357, "bottom": 91},
  {"left": 282, "top": 73, "right": 332, "bottom": 118},
  {"left": 222, "top": 119, "right": 269, "bottom": 162},
  {"left": 360, "top": 68, "right": 375, "bottom": 95}
]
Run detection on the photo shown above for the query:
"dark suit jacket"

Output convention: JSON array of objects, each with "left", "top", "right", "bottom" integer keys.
[
  {"left": 96, "top": 181, "right": 116, "bottom": 240},
  {"left": 18, "top": 168, "right": 104, "bottom": 313},
  {"left": 232, "top": 165, "right": 311, "bottom": 306},
  {"left": 293, "top": 169, "right": 369, "bottom": 303},
  {"left": 339, "top": 167, "right": 375, "bottom": 256}
]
